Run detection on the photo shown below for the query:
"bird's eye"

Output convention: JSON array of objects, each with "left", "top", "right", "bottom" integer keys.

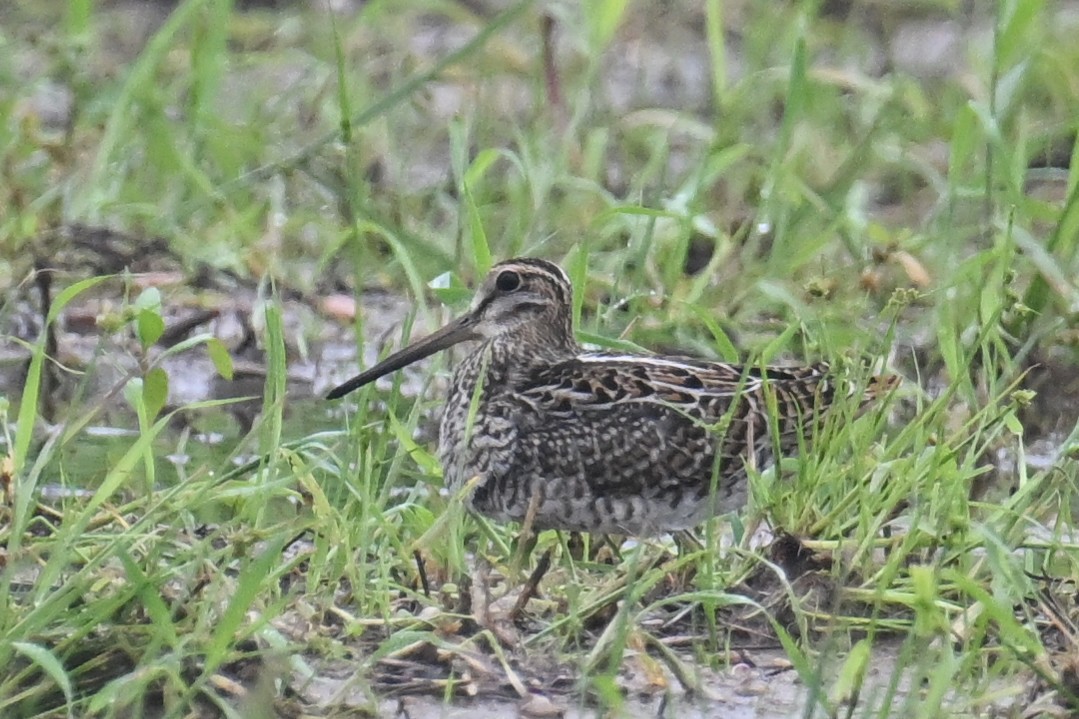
[{"left": 495, "top": 270, "right": 521, "bottom": 292}]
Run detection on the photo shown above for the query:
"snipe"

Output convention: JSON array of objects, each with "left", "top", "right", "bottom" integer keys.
[{"left": 328, "top": 258, "right": 895, "bottom": 535}]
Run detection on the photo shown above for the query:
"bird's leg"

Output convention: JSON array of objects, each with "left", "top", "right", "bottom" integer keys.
[
  {"left": 506, "top": 489, "right": 557, "bottom": 619},
  {"left": 510, "top": 546, "right": 553, "bottom": 621},
  {"left": 592, "top": 534, "right": 623, "bottom": 564},
  {"left": 566, "top": 531, "right": 585, "bottom": 561},
  {"left": 412, "top": 549, "right": 431, "bottom": 598},
  {"left": 509, "top": 487, "right": 543, "bottom": 577},
  {"left": 674, "top": 529, "right": 704, "bottom": 554},
  {"left": 520, "top": 484, "right": 541, "bottom": 540}
]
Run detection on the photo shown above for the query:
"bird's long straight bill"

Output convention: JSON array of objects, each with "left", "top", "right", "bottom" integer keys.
[{"left": 326, "top": 314, "right": 478, "bottom": 399}]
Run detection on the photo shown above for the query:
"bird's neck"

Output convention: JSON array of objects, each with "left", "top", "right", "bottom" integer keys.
[{"left": 473, "top": 326, "right": 579, "bottom": 377}]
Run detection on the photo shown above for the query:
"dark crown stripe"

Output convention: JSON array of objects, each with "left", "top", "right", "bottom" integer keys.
[
  {"left": 498, "top": 257, "right": 566, "bottom": 278},
  {"left": 495, "top": 257, "right": 572, "bottom": 306}
]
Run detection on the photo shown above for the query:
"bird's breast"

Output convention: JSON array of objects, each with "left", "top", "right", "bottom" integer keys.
[{"left": 436, "top": 352, "right": 523, "bottom": 490}]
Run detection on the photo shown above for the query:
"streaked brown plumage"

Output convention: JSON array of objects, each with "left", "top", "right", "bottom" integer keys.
[{"left": 328, "top": 258, "right": 896, "bottom": 535}]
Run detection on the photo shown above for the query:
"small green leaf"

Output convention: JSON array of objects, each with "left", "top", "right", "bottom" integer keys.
[
  {"left": 12, "top": 642, "right": 74, "bottom": 715},
  {"left": 87, "top": 676, "right": 129, "bottom": 713},
  {"left": 430, "top": 285, "right": 472, "bottom": 306},
  {"left": 207, "top": 338, "right": 234, "bottom": 380},
  {"left": 134, "top": 286, "right": 162, "bottom": 312},
  {"left": 367, "top": 630, "right": 438, "bottom": 666},
  {"left": 463, "top": 182, "right": 491, "bottom": 275},
  {"left": 685, "top": 303, "right": 739, "bottom": 363},
  {"left": 45, "top": 276, "right": 111, "bottom": 325},
  {"left": 430, "top": 271, "right": 472, "bottom": 307},
  {"left": 124, "top": 378, "right": 143, "bottom": 409},
  {"left": 143, "top": 367, "right": 169, "bottom": 420},
  {"left": 911, "top": 564, "right": 944, "bottom": 637},
  {"left": 566, "top": 248, "right": 589, "bottom": 334},
  {"left": 463, "top": 147, "right": 501, "bottom": 188},
  {"left": 947, "top": 103, "right": 980, "bottom": 187},
  {"left": 996, "top": 0, "right": 1044, "bottom": 69},
  {"left": 830, "top": 638, "right": 870, "bottom": 706},
  {"left": 1003, "top": 411, "right": 1023, "bottom": 436},
  {"left": 585, "top": 0, "right": 629, "bottom": 50},
  {"left": 136, "top": 309, "right": 165, "bottom": 349},
  {"left": 389, "top": 414, "right": 439, "bottom": 475}
]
